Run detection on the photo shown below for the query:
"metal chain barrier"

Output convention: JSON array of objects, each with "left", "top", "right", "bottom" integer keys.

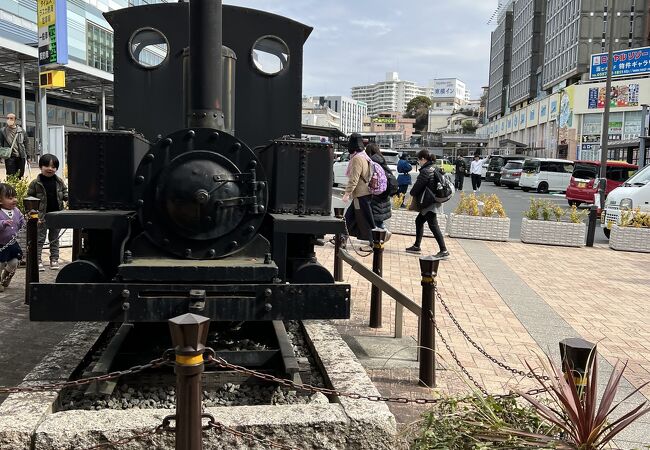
[
  {"left": 329, "top": 208, "right": 372, "bottom": 258},
  {"left": 428, "top": 310, "right": 548, "bottom": 400},
  {"left": 206, "top": 353, "right": 441, "bottom": 404},
  {"left": 0, "top": 220, "right": 26, "bottom": 254},
  {"left": 435, "top": 289, "right": 552, "bottom": 382},
  {"left": 0, "top": 357, "right": 168, "bottom": 394},
  {"left": 206, "top": 353, "right": 546, "bottom": 405},
  {"left": 207, "top": 417, "right": 301, "bottom": 450},
  {"left": 41, "top": 228, "right": 69, "bottom": 248},
  {"left": 76, "top": 426, "right": 164, "bottom": 450}
]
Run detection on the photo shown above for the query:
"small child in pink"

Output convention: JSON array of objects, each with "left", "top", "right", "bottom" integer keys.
[{"left": 0, "top": 183, "right": 25, "bottom": 291}]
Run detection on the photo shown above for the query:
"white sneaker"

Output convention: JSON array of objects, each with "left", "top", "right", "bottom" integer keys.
[
  {"left": 384, "top": 231, "right": 392, "bottom": 243},
  {"left": 50, "top": 260, "right": 60, "bottom": 270},
  {"left": 38, "top": 262, "right": 45, "bottom": 272}
]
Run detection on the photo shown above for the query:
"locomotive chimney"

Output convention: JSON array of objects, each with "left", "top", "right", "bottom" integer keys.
[{"left": 188, "top": 0, "right": 225, "bottom": 130}]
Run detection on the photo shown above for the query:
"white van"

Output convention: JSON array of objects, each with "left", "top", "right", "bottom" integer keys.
[
  {"left": 518, "top": 158, "right": 574, "bottom": 193},
  {"left": 601, "top": 164, "right": 650, "bottom": 238}
]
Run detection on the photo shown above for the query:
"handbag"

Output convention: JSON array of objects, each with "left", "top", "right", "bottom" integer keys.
[{"left": 0, "top": 131, "right": 18, "bottom": 160}]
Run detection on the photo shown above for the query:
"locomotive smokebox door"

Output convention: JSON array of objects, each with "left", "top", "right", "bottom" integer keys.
[
  {"left": 257, "top": 140, "right": 333, "bottom": 215},
  {"left": 133, "top": 128, "right": 268, "bottom": 259}
]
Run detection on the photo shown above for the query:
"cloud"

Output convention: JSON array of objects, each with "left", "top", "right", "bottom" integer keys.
[{"left": 225, "top": 0, "right": 500, "bottom": 98}]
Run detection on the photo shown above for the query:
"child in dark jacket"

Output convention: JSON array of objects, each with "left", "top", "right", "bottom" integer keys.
[
  {"left": 0, "top": 183, "right": 25, "bottom": 291},
  {"left": 27, "top": 154, "right": 68, "bottom": 271}
]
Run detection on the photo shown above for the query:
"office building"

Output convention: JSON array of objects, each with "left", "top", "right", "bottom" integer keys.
[
  {"left": 320, "top": 96, "right": 367, "bottom": 134},
  {"left": 487, "top": 1, "right": 514, "bottom": 119},
  {"left": 351, "top": 72, "right": 427, "bottom": 116}
]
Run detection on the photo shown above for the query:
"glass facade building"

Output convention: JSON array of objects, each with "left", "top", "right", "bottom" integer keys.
[
  {"left": 0, "top": 0, "right": 170, "bottom": 141},
  {"left": 487, "top": 2, "right": 513, "bottom": 119}
]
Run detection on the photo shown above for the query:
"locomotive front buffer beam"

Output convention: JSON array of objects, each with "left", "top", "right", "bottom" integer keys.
[{"left": 29, "top": 282, "right": 351, "bottom": 322}]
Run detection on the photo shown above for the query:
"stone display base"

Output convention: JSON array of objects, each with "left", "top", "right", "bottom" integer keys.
[
  {"left": 447, "top": 213, "right": 510, "bottom": 242},
  {"left": 609, "top": 225, "right": 650, "bottom": 253},
  {"left": 384, "top": 209, "right": 447, "bottom": 237},
  {"left": 0, "top": 321, "right": 396, "bottom": 450},
  {"left": 520, "top": 218, "right": 586, "bottom": 247}
]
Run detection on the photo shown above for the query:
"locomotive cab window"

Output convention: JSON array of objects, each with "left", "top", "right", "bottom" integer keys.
[
  {"left": 251, "top": 36, "right": 289, "bottom": 75},
  {"left": 129, "top": 28, "right": 169, "bottom": 69}
]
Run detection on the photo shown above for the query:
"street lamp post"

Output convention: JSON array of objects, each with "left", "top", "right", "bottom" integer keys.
[{"left": 598, "top": 0, "right": 616, "bottom": 210}]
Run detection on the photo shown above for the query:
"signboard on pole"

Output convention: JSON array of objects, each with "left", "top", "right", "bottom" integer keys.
[
  {"left": 590, "top": 46, "right": 650, "bottom": 80},
  {"left": 37, "top": 0, "right": 68, "bottom": 67}
]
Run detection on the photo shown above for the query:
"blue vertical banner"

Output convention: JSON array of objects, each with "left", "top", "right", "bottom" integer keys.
[{"left": 37, "top": 0, "right": 68, "bottom": 67}]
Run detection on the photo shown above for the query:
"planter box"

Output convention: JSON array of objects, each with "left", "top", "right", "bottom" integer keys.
[
  {"left": 609, "top": 225, "right": 650, "bottom": 253},
  {"left": 384, "top": 209, "right": 447, "bottom": 237},
  {"left": 520, "top": 218, "right": 586, "bottom": 247},
  {"left": 448, "top": 213, "right": 510, "bottom": 242}
]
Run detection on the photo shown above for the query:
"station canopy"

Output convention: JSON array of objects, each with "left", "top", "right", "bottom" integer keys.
[{"left": 0, "top": 34, "right": 113, "bottom": 109}]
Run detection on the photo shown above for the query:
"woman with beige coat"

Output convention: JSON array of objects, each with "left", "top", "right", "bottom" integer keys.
[{"left": 341, "top": 133, "right": 376, "bottom": 250}]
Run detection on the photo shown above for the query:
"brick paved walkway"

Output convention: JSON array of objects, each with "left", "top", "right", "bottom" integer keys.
[
  {"left": 0, "top": 248, "right": 75, "bottom": 404},
  {"left": 316, "top": 233, "right": 650, "bottom": 448}
]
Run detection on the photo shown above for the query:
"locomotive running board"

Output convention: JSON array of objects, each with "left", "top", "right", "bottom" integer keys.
[{"left": 29, "top": 282, "right": 351, "bottom": 322}]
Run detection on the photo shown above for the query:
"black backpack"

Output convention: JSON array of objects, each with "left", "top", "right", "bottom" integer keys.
[
  {"left": 420, "top": 167, "right": 454, "bottom": 207},
  {"left": 431, "top": 168, "right": 454, "bottom": 203}
]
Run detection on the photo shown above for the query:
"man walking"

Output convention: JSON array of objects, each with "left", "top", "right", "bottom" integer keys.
[
  {"left": 454, "top": 155, "right": 466, "bottom": 191},
  {"left": 470, "top": 153, "right": 489, "bottom": 193},
  {"left": 1, "top": 114, "right": 27, "bottom": 178}
]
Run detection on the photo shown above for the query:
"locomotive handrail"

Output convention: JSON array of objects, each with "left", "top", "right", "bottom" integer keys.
[{"left": 338, "top": 248, "right": 421, "bottom": 317}]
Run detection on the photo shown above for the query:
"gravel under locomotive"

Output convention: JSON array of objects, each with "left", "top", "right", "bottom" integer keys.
[{"left": 29, "top": 0, "right": 350, "bottom": 323}]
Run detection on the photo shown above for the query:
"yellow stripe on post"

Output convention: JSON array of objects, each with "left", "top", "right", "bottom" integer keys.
[{"left": 175, "top": 354, "right": 204, "bottom": 366}]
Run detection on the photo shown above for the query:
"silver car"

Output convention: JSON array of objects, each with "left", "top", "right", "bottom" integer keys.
[{"left": 500, "top": 161, "right": 524, "bottom": 189}]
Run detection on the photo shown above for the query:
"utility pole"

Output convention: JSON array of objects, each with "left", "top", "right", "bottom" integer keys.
[
  {"left": 640, "top": 104, "right": 648, "bottom": 168},
  {"left": 598, "top": 0, "right": 616, "bottom": 210}
]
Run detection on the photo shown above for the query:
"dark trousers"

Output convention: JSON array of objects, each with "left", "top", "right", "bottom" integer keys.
[
  {"left": 471, "top": 174, "right": 482, "bottom": 191},
  {"left": 414, "top": 211, "right": 447, "bottom": 252},
  {"left": 5, "top": 156, "right": 25, "bottom": 178},
  {"left": 455, "top": 173, "right": 464, "bottom": 190},
  {"left": 344, "top": 195, "right": 375, "bottom": 244}
]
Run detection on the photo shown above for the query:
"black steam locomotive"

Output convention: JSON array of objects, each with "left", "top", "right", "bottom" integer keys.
[{"left": 29, "top": 0, "right": 350, "bottom": 323}]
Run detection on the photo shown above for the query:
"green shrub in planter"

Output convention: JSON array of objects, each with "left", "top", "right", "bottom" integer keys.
[{"left": 410, "top": 394, "right": 557, "bottom": 449}]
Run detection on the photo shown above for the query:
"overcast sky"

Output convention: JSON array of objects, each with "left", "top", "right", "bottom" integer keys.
[{"left": 225, "top": 0, "right": 500, "bottom": 99}]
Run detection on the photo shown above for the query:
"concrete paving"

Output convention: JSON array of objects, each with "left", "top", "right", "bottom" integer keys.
[
  {"left": 316, "top": 230, "right": 650, "bottom": 449},
  {"left": 0, "top": 248, "right": 76, "bottom": 406}
]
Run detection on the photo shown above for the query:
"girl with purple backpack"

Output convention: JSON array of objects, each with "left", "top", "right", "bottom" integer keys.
[{"left": 342, "top": 133, "right": 376, "bottom": 251}]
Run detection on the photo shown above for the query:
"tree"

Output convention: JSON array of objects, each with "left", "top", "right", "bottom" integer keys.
[
  {"left": 479, "top": 91, "right": 488, "bottom": 108},
  {"left": 461, "top": 120, "right": 478, "bottom": 134},
  {"left": 404, "top": 96, "right": 433, "bottom": 133}
]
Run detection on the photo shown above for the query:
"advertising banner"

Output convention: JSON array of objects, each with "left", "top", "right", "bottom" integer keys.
[
  {"left": 38, "top": 0, "right": 68, "bottom": 67},
  {"left": 587, "top": 83, "right": 640, "bottom": 109},
  {"left": 590, "top": 47, "right": 650, "bottom": 80}
]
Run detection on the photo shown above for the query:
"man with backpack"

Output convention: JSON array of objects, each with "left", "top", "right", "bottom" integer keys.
[
  {"left": 454, "top": 155, "right": 467, "bottom": 191},
  {"left": 405, "top": 149, "right": 450, "bottom": 258},
  {"left": 366, "top": 143, "right": 397, "bottom": 241}
]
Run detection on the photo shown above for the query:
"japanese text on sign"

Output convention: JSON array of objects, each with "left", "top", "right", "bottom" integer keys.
[{"left": 590, "top": 47, "right": 650, "bottom": 80}]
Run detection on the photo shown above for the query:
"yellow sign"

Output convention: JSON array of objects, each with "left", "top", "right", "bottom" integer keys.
[
  {"left": 39, "top": 70, "right": 65, "bottom": 88},
  {"left": 37, "top": 0, "right": 55, "bottom": 27}
]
